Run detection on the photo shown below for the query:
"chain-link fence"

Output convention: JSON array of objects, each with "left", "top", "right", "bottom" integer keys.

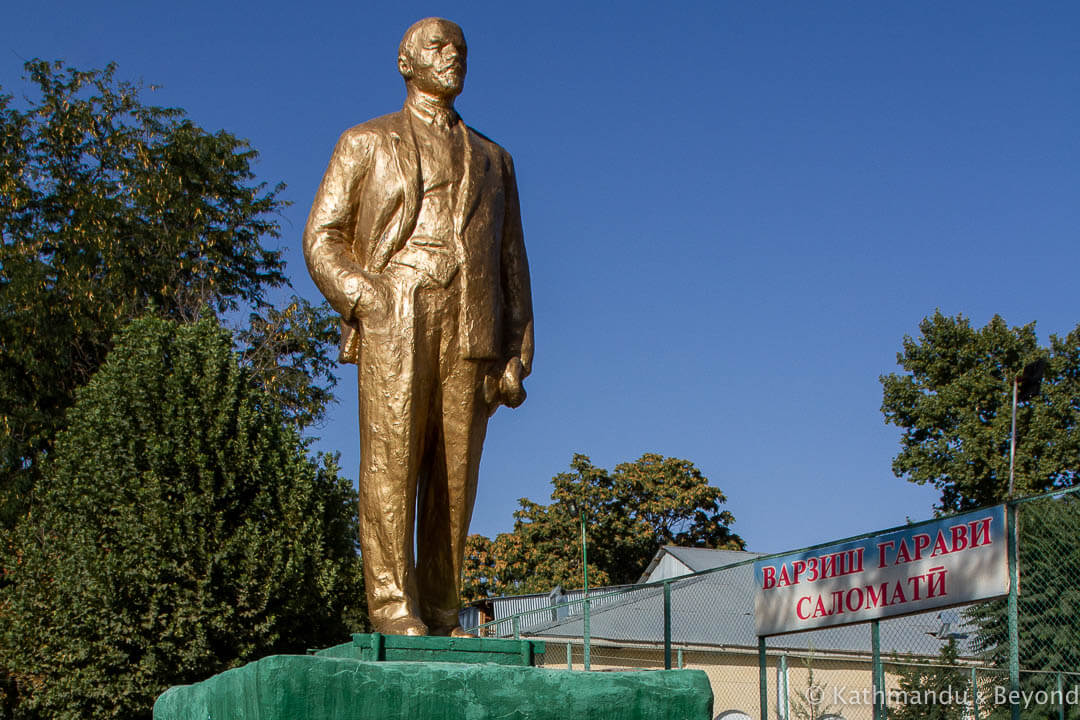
[{"left": 467, "top": 487, "right": 1080, "bottom": 720}]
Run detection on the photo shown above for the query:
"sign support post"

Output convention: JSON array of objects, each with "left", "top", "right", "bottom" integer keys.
[
  {"left": 778, "top": 654, "right": 789, "bottom": 720},
  {"left": 759, "top": 637, "right": 768, "bottom": 720},
  {"left": 970, "top": 667, "right": 979, "bottom": 720},
  {"left": 871, "top": 620, "right": 884, "bottom": 720}
]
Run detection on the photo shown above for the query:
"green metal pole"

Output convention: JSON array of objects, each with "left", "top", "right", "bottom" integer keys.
[
  {"left": 512, "top": 614, "right": 520, "bottom": 640},
  {"left": 780, "top": 654, "right": 790, "bottom": 720},
  {"left": 581, "top": 510, "right": 591, "bottom": 671},
  {"left": 872, "top": 620, "right": 883, "bottom": 720},
  {"left": 1058, "top": 672, "right": 1065, "bottom": 720},
  {"left": 663, "top": 581, "right": 672, "bottom": 670},
  {"left": 759, "top": 637, "right": 768, "bottom": 720},
  {"left": 970, "top": 667, "right": 979, "bottom": 720},
  {"left": 678, "top": 648, "right": 684, "bottom": 670},
  {"left": 582, "top": 593, "right": 591, "bottom": 671},
  {"left": 1008, "top": 504, "right": 1020, "bottom": 720},
  {"left": 567, "top": 642, "right": 572, "bottom": 670}
]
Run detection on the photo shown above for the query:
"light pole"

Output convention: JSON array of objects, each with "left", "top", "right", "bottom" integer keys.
[
  {"left": 1006, "top": 357, "right": 1044, "bottom": 720},
  {"left": 1008, "top": 358, "right": 1046, "bottom": 497}
]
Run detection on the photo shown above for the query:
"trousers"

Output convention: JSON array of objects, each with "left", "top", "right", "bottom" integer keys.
[{"left": 356, "top": 262, "right": 492, "bottom": 631}]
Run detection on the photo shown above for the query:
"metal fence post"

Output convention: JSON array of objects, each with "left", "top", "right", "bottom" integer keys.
[
  {"left": 872, "top": 620, "right": 884, "bottom": 720},
  {"left": 759, "top": 637, "right": 768, "bottom": 720},
  {"left": 1058, "top": 672, "right": 1065, "bottom": 720},
  {"left": 970, "top": 667, "right": 979, "bottom": 720},
  {"left": 581, "top": 510, "right": 591, "bottom": 671},
  {"left": 1008, "top": 503, "right": 1020, "bottom": 720},
  {"left": 567, "top": 641, "right": 572, "bottom": 670},
  {"left": 512, "top": 614, "right": 520, "bottom": 640},
  {"left": 779, "top": 654, "right": 790, "bottom": 720},
  {"left": 583, "top": 595, "right": 591, "bottom": 669},
  {"left": 663, "top": 580, "right": 672, "bottom": 670}
]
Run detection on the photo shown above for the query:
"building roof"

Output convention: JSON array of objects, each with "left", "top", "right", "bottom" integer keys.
[
  {"left": 637, "top": 546, "right": 764, "bottom": 583},
  {"left": 664, "top": 546, "right": 764, "bottom": 572}
]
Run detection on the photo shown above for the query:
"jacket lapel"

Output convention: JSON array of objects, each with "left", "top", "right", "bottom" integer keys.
[
  {"left": 456, "top": 123, "right": 489, "bottom": 236},
  {"left": 373, "top": 112, "right": 422, "bottom": 271}
]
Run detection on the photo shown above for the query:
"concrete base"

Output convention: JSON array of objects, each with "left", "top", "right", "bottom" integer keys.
[{"left": 153, "top": 654, "right": 713, "bottom": 720}]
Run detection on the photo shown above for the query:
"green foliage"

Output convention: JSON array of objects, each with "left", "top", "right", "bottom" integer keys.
[
  {"left": 461, "top": 533, "right": 501, "bottom": 602},
  {"left": 462, "top": 453, "right": 744, "bottom": 599},
  {"left": 880, "top": 311, "right": 1080, "bottom": 512},
  {"left": 235, "top": 296, "right": 340, "bottom": 430},
  {"left": 0, "top": 59, "right": 338, "bottom": 528},
  {"left": 888, "top": 639, "right": 968, "bottom": 720},
  {"left": 969, "top": 495, "right": 1080, "bottom": 684},
  {"left": 788, "top": 653, "right": 839, "bottom": 720},
  {"left": 0, "top": 316, "right": 365, "bottom": 720}
]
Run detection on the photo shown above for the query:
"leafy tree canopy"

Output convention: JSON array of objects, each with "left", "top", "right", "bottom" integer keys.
[
  {"left": 0, "top": 60, "right": 337, "bottom": 528},
  {"left": 463, "top": 453, "right": 744, "bottom": 600},
  {"left": 0, "top": 316, "right": 364, "bottom": 720},
  {"left": 880, "top": 311, "right": 1080, "bottom": 512}
]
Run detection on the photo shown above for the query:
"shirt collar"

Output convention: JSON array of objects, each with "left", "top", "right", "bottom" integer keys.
[{"left": 406, "top": 96, "right": 460, "bottom": 130}]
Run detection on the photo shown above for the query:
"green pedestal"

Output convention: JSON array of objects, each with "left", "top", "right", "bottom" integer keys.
[
  {"left": 314, "top": 632, "right": 544, "bottom": 666},
  {"left": 153, "top": 654, "right": 713, "bottom": 720}
]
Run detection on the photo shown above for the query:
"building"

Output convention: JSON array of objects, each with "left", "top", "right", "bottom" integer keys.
[{"left": 464, "top": 546, "right": 979, "bottom": 720}]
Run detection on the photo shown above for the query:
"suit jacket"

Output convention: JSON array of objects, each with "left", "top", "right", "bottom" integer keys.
[{"left": 303, "top": 108, "right": 533, "bottom": 371}]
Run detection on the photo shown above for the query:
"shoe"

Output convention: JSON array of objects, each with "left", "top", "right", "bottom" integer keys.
[
  {"left": 376, "top": 615, "right": 429, "bottom": 636},
  {"left": 427, "top": 624, "right": 474, "bottom": 638}
]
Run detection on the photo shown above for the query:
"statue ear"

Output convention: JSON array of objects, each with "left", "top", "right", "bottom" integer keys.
[{"left": 398, "top": 54, "right": 413, "bottom": 79}]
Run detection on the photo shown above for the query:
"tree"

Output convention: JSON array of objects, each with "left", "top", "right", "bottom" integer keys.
[
  {"left": 883, "top": 313, "right": 1080, "bottom": 714},
  {"left": 0, "top": 60, "right": 337, "bottom": 528},
  {"left": 888, "top": 639, "right": 968, "bottom": 720},
  {"left": 461, "top": 534, "right": 499, "bottom": 602},
  {"left": 462, "top": 453, "right": 744, "bottom": 599},
  {"left": 787, "top": 651, "right": 839, "bottom": 720},
  {"left": 0, "top": 316, "right": 365, "bottom": 720},
  {"left": 234, "top": 296, "right": 341, "bottom": 431},
  {"left": 880, "top": 311, "right": 1080, "bottom": 513},
  {"left": 968, "top": 494, "right": 1080, "bottom": 720}
]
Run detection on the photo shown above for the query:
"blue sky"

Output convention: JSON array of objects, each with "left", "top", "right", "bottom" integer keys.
[{"left": 4, "top": 2, "right": 1077, "bottom": 555}]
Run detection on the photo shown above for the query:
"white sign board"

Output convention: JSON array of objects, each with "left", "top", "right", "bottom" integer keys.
[{"left": 754, "top": 505, "right": 1008, "bottom": 637}]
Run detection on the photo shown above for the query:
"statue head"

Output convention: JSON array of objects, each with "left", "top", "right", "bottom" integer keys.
[{"left": 398, "top": 18, "right": 468, "bottom": 101}]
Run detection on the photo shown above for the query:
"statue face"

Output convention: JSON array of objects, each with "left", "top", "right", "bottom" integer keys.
[{"left": 402, "top": 20, "right": 467, "bottom": 99}]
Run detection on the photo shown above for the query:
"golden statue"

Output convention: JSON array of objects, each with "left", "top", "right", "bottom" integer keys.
[{"left": 303, "top": 18, "right": 533, "bottom": 636}]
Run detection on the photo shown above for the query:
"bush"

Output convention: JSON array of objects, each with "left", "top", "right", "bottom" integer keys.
[{"left": 0, "top": 315, "right": 364, "bottom": 719}]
